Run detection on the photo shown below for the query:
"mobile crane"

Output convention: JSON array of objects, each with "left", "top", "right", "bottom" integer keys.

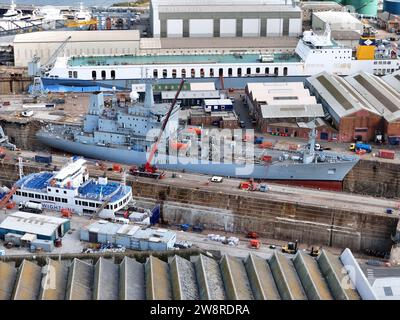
[{"left": 130, "top": 79, "right": 186, "bottom": 179}]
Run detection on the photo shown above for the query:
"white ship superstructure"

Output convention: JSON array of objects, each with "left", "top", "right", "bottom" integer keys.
[
  {"left": 13, "top": 158, "right": 132, "bottom": 219},
  {"left": 39, "top": 25, "right": 400, "bottom": 87}
]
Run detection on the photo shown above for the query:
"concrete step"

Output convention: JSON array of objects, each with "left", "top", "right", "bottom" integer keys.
[
  {"left": 268, "top": 252, "right": 307, "bottom": 300},
  {"left": 93, "top": 257, "right": 119, "bottom": 300},
  {"left": 317, "top": 249, "right": 360, "bottom": 300},
  {"left": 244, "top": 253, "right": 280, "bottom": 300},
  {"left": 191, "top": 254, "right": 226, "bottom": 300},
  {"left": 145, "top": 256, "right": 172, "bottom": 300},
  {"left": 293, "top": 252, "right": 333, "bottom": 300},
  {"left": 12, "top": 260, "right": 42, "bottom": 300},
  {"left": 169, "top": 255, "right": 199, "bottom": 300},
  {"left": 39, "top": 259, "right": 69, "bottom": 300},
  {"left": 119, "top": 257, "right": 145, "bottom": 300},
  {"left": 220, "top": 255, "right": 254, "bottom": 300},
  {"left": 0, "top": 261, "right": 17, "bottom": 300},
  {"left": 65, "top": 258, "right": 94, "bottom": 300}
]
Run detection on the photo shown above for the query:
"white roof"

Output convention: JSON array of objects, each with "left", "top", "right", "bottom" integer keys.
[
  {"left": 382, "top": 70, "right": 400, "bottom": 93},
  {"left": 0, "top": 211, "right": 68, "bottom": 237},
  {"left": 313, "top": 11, "right": 363, "bottom": 25},
  {"left": 190, "top": 82, "right": 216, "bottom": 91},
  {"left": 260, "top": 104, "right": 325, "bottom": 119},
  {"left": 21, "top": 233, "right": 37, "bottom": 242},
  {"left": 54, "top": 158, "right": 86, "bottom": 181},
  {"left": 14, "top": 30, "right": 140, "bottom": 43},
  {"left": 247, "top": 82, "right": 317, "bottom": 105}
]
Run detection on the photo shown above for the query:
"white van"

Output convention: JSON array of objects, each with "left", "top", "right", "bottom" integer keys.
[{"left": 210, "top": 176, "right": 223, "bottom": 183}]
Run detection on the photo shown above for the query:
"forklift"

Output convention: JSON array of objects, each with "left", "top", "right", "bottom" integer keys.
[
  {"left": 309, "top": 246, "right": 320, "bottom": 257},
  {"left": 281, "top": 240, "right": 298, "bottom": 254}
]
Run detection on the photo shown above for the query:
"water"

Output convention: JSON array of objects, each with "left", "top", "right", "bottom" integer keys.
[{"left": 2, "top": 0, "right": 121, "bottom": 7}]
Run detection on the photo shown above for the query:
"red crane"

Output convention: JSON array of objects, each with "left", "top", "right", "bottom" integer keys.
[{"left": 130, "top": 79, "right": 186, "bottom": 179}]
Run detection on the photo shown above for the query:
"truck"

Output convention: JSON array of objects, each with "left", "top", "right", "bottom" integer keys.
[
  {"left": 19, "top": 201, "right": 43, "bottom": 214},
  {"left": 349, "top": 143, "right": 372, "bottom": 153},
  {"left": 34, "top": 154, "right": 53, "bottom": 164}
]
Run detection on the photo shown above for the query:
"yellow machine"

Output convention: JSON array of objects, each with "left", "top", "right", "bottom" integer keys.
[
  {"left": 66, "top": 18, "right": 98, "bottom": 28},
  {"left": 281, "top": 240, "right": 298, "bottom": 254},
  {"left": 356, "top": 26, "right": 376, "bottom": 60}
]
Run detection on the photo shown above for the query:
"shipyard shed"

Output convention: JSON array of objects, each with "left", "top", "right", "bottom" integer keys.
[
  {"left": 299, "top": 1, "right": 343, "bottom": 26},
  {"left": 382, "top": 70, "right": 400, "bottom": 93},
  {"left": 306, "top": 72, "right": 382, "bottom": 143},
  {"left": 13, "top": 30, "right": 141, "bottom": 67},
  {"left": 0, "top": 249, "right": 376, "bottom": 300},
  {"left": 345, "top": 71, "right": 400, "bottom": 144},
  {"left": 312, "top": 11, "right": 364, "bottom": 33},
  {"left": 0, "top": 211, "right": 70, "bottom": 241},
  {"left": 80, "top": 221, "right": 176, "bottom": 251},
  {"left": 161, "top": 90, "right": 221, "bottom": 107},
  {"left": 245, "top": 82, "right": 334, "bottom": 139},
  {"left": 150, "top": 0, "right": 302, "bottom": 38}
]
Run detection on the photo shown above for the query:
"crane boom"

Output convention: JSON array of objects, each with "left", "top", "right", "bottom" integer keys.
[
  {"left": 41, "top": 36, "right": 72, "bottom": 73},
  {"left": 144, "top": 79, "right": 186, "bottom": 171}
]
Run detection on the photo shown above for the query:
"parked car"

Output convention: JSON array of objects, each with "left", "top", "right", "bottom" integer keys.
[{"left": 210, "top": 176, "right": 223, "bottom": 183}]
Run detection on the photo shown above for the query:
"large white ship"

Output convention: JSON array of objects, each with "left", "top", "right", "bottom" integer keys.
[
  {"left": 35, "top": 25, "right": 400, "bottom": 89},
  {"left": 12, "top": 158, "right": 132, "bottom": 219}
]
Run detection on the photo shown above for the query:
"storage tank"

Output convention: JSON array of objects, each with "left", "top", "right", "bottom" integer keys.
[
  {"left": 347, "top": 0, "right": 378, "bottom": 16},
  {"left": 384, "top": 0, "right": 400, "bottom": 14}
]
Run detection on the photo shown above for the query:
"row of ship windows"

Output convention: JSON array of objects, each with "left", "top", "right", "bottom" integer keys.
[
  {"left": 374, "top": 61, "right": 393, "bottom": 65},
  {"left": 150, "top": 67, "right": 288, "bottom": 79},
  {"left": 373, "top": 68, "right": 395, "bottom": 75},
  {"left": 69, "top": 67, "right": 290, "bottom": 80},
  {"left": 16, "top": 191, "right": 68, "bottom": 203}
]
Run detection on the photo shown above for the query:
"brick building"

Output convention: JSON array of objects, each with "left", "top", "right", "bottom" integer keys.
[{"left": 306, "top": 72, "right": 383, "bottom": 143}]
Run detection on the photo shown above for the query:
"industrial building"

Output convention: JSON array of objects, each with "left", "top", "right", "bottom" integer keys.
[
  {"left": 150, "top": 0, "right": 302, "bottom": 38},
  {"left": 188, "top": 107, "right": 239, "bottom": 129},
  {"left": 13, "top": 30, "right": 141, "bottom": 67},
  {"left": 0, "top": 211, "right": 70, "bottom": 241},
  {"left": 160, "top": 83, "right": 220, "bottom": 107},
  {"left": 306, "top": 72, "right": 383, "bottom": 143},
  {"left": 80, "top": 221, "right": 176, "bottom": 251},
  {"left": 382, "top": 69, "right": 400, "bottom": 93},
  {"left": 0, "top": 248, "right": 377, "bottom": 300},
  {"left": 245, "top": 82, "right": 333, "bottom": 138},
  {"left": 345, "top": 71, "right": 400, "bottom": 144},
  {"left": 299, "top": 1, "right": 343, "bottom": 27},
  {"left": 311, "top": 11, "right": 364, "bottom": 33}
]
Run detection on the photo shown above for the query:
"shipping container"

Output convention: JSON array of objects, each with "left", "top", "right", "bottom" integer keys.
[
  {"left": 4, "top": 233, "right": 23, "bottom": 246},
  {"left": 34, "top": 154, "right": 52, "bottom": 164},
  {"left": 378, "top": 149, "right": 395, "bottom": 159},
  {"left": 32, "top": 239, "right": 54, "bottom": 252}
]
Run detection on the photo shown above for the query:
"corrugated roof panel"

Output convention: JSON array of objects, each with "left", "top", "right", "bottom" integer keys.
[
  {"left": 119, "top": 257, "right": 145, "bottom": 300},
  {"left": 39, "top": 259, "right": 69, "bottom": 300},
  {"left": 0, "top": 261, "right": 17, "bottom": 300},
  {"left": 145, "top": 256, "right": 172, "bottom": 300},
  {"left": 65, "top": 258, "right": 94, "bottom": 300},
  {"left": 93, "top": 258, "right": 119, "bottom": 300},
  {"left": 220, "top": 255, "right": 254, "bottom": 300},
  {"left": 12, "top": 260, "right": 42, "bottom": 300},
  {"left": 192, "top": 254, "right": 226, "bottom": 300},
  {"left": 169, "top": 255, "right": 199, "bottom": 300},
  {"left": 244, "top": 253, "right": 281, "bottom": 300}
]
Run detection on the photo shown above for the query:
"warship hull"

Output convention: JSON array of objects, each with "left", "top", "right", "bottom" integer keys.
[{"left": 37, "top": 131, "right": 358, "bottom": 190}]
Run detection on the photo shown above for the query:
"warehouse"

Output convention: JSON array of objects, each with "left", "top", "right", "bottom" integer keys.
[
  {"left": 161, "top": 90, "right": 221, "bottom": 107},
  {"left": 13, "top": 30, "right": 141, "bottom": 67},
  {"left": 245, "top": 82, "right": 333, "bottom": 137},
  {"left": 306, "top": 72, "right": 383, "bottom": 143},
  {"left": 312, "top": 11, "right": 364, "bottom": 33},
  {"left": 150, "top": 0, "right": 302, "bottom": 38},
  {"left": 0, "top": 211, "right": 70, "bottom": 241},
  {"left": 299, "top": 1, "right": 343, "bottom": 27},
  {"left": 345, "top": 71, "right": 400, "bottom": 144},
  {"left": 382, "top": 70, "right": 400, "bottom": 93},
  {"left": 80, "top": 221, "right": 176, "bottom": 251}
]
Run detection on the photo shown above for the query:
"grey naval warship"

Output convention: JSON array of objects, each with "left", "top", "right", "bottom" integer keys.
[{"left": 36, "top": 83, "right": 359, "bottom": 191}]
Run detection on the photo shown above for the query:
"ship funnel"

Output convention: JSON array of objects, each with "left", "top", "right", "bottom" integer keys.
[{"left": 144, "top": 82, "right": 154, "bottom": 109}]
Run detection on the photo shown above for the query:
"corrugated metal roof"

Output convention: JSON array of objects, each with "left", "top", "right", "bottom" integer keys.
[
  {"left": 0, "top": 211, "right": 68, "bottom": 237},
  {"left": 14, "top": 30, "right": 140, "bottom": 43},
  {"left": 345, "top": 71, "right": 400, "bottom": 122},
  {"left": 12, "top": 260, "right": 42, "bottom": 300},
  {"left": 158, "top": 4, "right": 301, "bottom": 13},
  {"left": 306, "top": 72, "right": 380, "bottom": 120},
  {"left": 0, "top": 261, "right": 17, "bottom": 300},
  {"left": 260, "top": 104, "right": 324, "bottom": 119},
  {"left": 382, "top": 70, "right": 400, "bottom": 93}
]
